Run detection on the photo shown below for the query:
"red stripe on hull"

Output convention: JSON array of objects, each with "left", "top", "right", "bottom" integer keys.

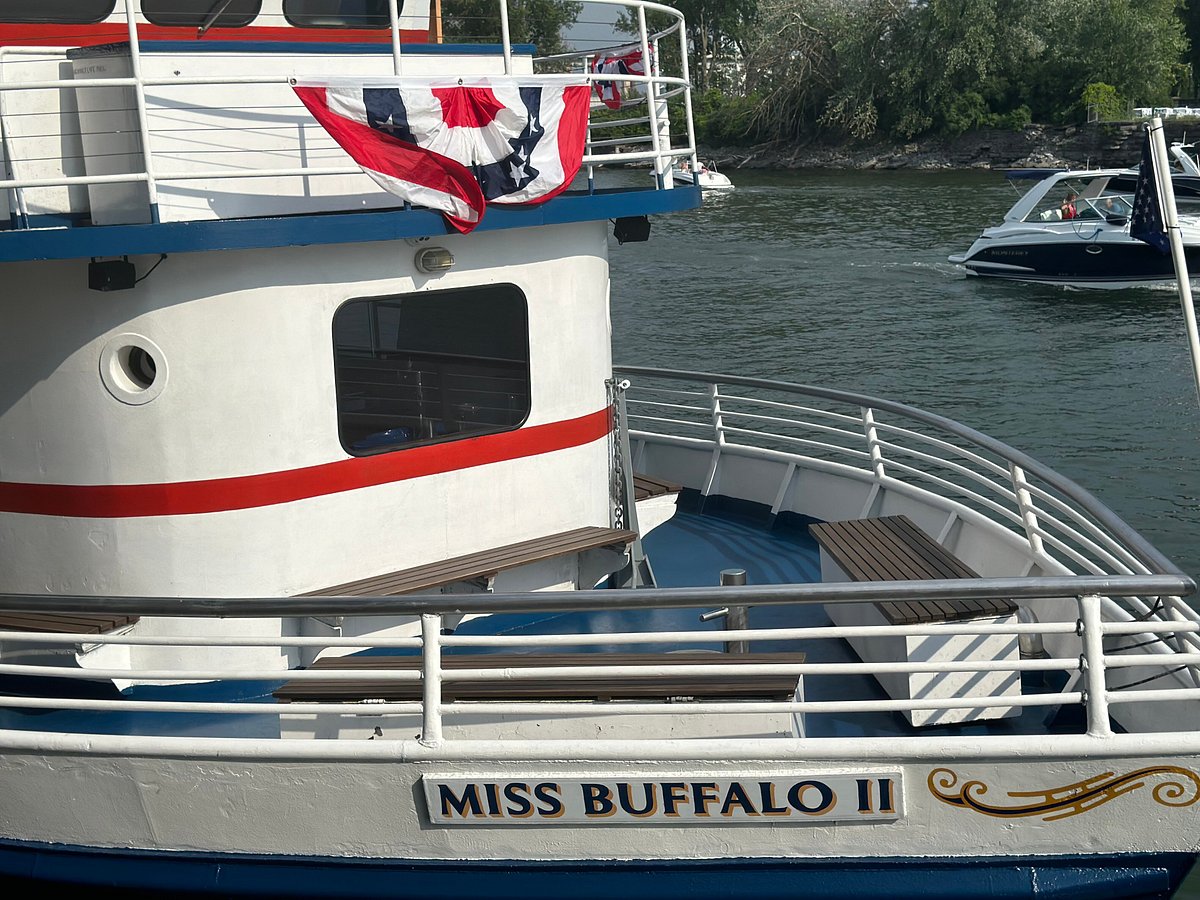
[
  {"left": 0, "top": 408, "right": 612, "bottom": 518},
  {"left": 0, "top": 24, "right": 426, "bottom": 47}
]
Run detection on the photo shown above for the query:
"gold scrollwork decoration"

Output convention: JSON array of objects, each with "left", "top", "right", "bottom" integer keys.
[{"left": 928, "top": 766, "right": 1200, "bottom": 821}]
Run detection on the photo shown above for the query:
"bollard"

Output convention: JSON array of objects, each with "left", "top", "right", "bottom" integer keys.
[{"left": 720, "top": 568, "right": 749, "bottom": 654}]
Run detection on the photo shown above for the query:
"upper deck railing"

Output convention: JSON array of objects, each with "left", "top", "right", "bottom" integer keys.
[{"left": 0, "top": 0, "right": 697, "bottom": 233}]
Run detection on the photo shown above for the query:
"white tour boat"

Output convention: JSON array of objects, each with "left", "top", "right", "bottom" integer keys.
[{"left": 1, "top": 3, "right": 1199, "bottom": 898}]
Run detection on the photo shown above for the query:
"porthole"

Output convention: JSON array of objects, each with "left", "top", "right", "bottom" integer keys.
[{"left": 99, "top": 334, "right": 168, "bottom": 405}]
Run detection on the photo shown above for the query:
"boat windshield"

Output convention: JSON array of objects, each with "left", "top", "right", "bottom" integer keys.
[{"left": 1023, "top": 174, "right": 1132, "bottom": 222}]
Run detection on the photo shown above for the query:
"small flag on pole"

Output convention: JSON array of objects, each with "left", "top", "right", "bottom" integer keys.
[
  {"left": 589, "top": 44, "right": 653, "bottom": 110},
  {"left": 1130, "top": 127, "right": 1171, "bottom": 255}
]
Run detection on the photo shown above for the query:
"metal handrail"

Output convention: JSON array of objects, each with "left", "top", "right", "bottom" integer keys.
[
  {"left": 615, "top": 366, "right": 1190, "bottom": 580},
  {"left": 0, "top": 0, "right": 693, "bottom": 221},
  {"left": 0, "top": 574, "right": 1190, "bottom": 618}
]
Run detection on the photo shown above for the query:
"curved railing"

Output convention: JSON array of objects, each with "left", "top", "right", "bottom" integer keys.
[{"left": 614, "top": 366, "right": 1188, "bottom": 580}]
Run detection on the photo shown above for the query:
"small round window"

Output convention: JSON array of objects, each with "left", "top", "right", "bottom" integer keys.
[{"left": 100, "top": 334, "right": 168, "bottom": 405}]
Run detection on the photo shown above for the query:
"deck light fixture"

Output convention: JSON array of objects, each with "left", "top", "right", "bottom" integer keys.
[{"left": 415, "top": 246, "right": 455, "bottom": 274}]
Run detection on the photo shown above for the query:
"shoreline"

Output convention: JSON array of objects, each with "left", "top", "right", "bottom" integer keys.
[{"left": 698, "top": 120, "right": 1199, "bottom": 172}]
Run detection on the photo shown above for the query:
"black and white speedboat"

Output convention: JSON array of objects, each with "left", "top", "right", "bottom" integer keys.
[{"left": 949, "top": 167, "right": 1200, "bottom": 288}]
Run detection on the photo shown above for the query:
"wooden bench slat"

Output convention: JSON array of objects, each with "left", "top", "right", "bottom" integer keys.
[
  {"left": 0, "top": 613, "right": 138, "bottom": 634},
  {"left": 809, "top": 515, "right": 1017, "bottom": 625},
  {"left": 303, "top": 526, "right": 637, "bottom": 597},
  {"left": 273, "top": 651, "right": 806, "bottom": 703},
  {"left": 633, "top": 473, "right": 682, "bottom": 501}
]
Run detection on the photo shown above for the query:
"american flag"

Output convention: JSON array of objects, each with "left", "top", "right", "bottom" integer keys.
[
  {"left": 1130, "top": 128, "right": 1171, "bottom": 255},
  {"left": 294, "top": 77, "right": 590, "bottom": 233},
  {"left": 590, "top": 45, "right": 653, "bottom": 110}
]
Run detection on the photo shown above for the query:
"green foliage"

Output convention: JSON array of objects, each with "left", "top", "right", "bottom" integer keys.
[
  {"left": 722, "top": 0, "right": 1189, "bottom": 143},
  {"left": 1081, "top": 82, "right": 1126, "bottom": 122},
  {"left": 942, "top": 92, "right": 990, "bottom": 135},
  {"left": 441, "top": 0, "right": 582, "bottom": 56},
  {"left": 692, "top": 89, "right": 761, "bottom": 145},
  {"left": 615, "top": 1, "right": 756, "bottom": 94}
]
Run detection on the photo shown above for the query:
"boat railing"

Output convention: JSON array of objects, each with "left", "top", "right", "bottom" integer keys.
[
  {"left": 0, "top": 575, "right": 1197, "bottom": 752},
  {"left": 614, "top": 367, "right": 1199, "bottom": 651},
  {"left": 0, "top": 0, "right": 693, "bottom": 229}
]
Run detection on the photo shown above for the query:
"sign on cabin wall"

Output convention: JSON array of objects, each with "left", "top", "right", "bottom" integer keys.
[{"left": 423, "top": 773, "right": 903, "bottom": 825}]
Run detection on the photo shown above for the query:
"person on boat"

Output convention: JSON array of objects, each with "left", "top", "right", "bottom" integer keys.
[
  {"left": 1060, "top": 192, "right": 1078, "bottom": 219},
  {"left": 1102, "top": 196, "right": 1131, "bottom": 218}
]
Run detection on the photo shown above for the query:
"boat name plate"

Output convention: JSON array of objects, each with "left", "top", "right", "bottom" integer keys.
[{"left": 422, "top": 773, "right": 903, "bottom": 825}]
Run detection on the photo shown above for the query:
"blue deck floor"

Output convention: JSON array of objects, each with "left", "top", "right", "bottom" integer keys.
[{"left": 0, "top": 507, "right": 1078, "bottom": 739}]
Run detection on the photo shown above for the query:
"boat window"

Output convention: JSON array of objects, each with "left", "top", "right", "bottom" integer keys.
[
  {"left": 333, "top": 285, "right": 531, "bottom": 455},
  {"left": 141, "top": 0, "right": 261, "bottom": 28},
  {"left": 283, "top": 0, "right": 390, "bottom": 28},
  {"left": 0, "top": 1, "right": 115, "bottom": 22}
]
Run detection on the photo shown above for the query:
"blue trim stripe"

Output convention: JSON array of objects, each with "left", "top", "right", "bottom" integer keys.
[
  {"left": 0, "top": 187, "right": 701, "bottom": 263},
  {"left": 0, "top": 839, "right": 1193, "bottom": 899}
]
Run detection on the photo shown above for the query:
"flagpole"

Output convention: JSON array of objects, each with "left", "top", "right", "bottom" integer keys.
[{"left": 1147, "top": 116, "right": 1200, "bottom": 406}]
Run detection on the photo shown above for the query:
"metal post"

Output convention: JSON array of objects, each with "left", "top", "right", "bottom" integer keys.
[
  {"left": 862, "top": 408, "right": 885, "bottom": 480},
  {"left": 615, "top": 382, "right": 653, "bottom": 588},
  {"left": 700, "top": 382, "right": 724, "bottom": 502},
  {"left": 388, "top": 0, "right": 403, "bottom": 75},
  {"left": 420, "top": 613, "right": 443, "bottom": 745},
  {"left": 1009, "top": 463, "right": 1045, "bottom": 556},
  {"left": 1078, "top": 594, "right": 1112, "bottom": 737},
  {"left": 720, "top": 568, "right": 749, "bottom": 654},
  {"left": 1147, "top": 116, "right": 1200, "bottom": 407},
  {"left": 636, "top": 6, "right": 665, "bottom": 186},
  {"left": 122, "top": 0, "right": 160, "bottom": 223},
  {"left": 650, "top": 37, "right": 672, "bottom": 190},
  {"left": 676, "top": 11, "right": 698, "bottom": 174},
  {"left": 498, "top": 0, "right": 513, "bottom": 75}
]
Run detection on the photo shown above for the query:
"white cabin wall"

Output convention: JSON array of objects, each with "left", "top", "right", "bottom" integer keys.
[
  {"left": 0, "top": 221, "right": 614, "bottom": 597},
  {"left": 78, "top": 49, "right": 535, "bottom": 225},
  {"left": 0, "top": 51, "right": 90, "bottom": 218}
]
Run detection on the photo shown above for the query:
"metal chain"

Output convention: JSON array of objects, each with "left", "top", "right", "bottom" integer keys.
[{"left": 606, "top": 377, "right": 630, "bottom": 530}]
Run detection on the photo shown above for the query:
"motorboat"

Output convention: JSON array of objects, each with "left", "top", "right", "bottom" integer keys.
[
  {"left": 2, "top": 4, "right": 1200, "bottom": 899},
  {"left": 950, "top": 167, "right": 1200, "bottom": 287},
  {"left": 673, "top": 159, "right": 734, "bottom": 189}
]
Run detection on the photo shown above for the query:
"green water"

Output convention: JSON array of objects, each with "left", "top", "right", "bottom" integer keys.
[
  {"left": 608, "top": 167, "right": 1200, "bottom": 896},
  {"left": 609, "top": 167, "right": 1200, "bottom": 583}
]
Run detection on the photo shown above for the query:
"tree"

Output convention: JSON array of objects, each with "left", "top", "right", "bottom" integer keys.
[
  {"left": 441, "top": 0, "right": 583, "bottom": 57},
  {"left": 1021, "top": 0, "right": 1185, "bottom": 120},
  {"left": 615, "top": 1, "right": 756, "bottom": 93}
]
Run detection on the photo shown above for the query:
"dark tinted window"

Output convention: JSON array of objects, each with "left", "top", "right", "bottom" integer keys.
[
  {"left": 284, "top": 0, "right": 390, "bottom": 29},
  {"left": 141, "top": 0, "right": 260, "bottom": 27},
  {"left": 0, "top": 1, "right": 115, "bottom": 23},
  {"left": 333, "top": 285, "right": 531, "bottom": 455}
]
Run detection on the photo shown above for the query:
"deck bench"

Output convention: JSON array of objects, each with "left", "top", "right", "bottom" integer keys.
[
  {"left": 273, "top": 651, "right": 808, "bottom": 741},
  {"left": 632, "top": 473, "right": 682, "bottom": 502},
  {"left": 808, "top": 515, "right": 1021, "bottom": 727},
  {"left": 0, "top": 613, "right": 138, "bottom": 634},
  {"left": 272, "top": 651, "right": 806, "bottom": 703},
  {"left": 302, "top": 525, "right": 637, "bottom": 596}
]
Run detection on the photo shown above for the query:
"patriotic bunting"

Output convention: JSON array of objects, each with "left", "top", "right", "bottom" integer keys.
[{"left": 293, "top": 76, "right": 591, "bottom": 233}]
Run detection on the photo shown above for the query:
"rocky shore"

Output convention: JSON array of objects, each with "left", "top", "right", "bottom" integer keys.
[{"left": 700, "top": 120, "right": 1200, "bottom": 172}]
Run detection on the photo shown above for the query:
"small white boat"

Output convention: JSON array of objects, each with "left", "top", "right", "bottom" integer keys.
[{"left": 673, "top": 160, "right": 734, "bottom": 189}]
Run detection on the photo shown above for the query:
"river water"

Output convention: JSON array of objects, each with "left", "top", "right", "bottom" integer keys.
[
  {"left": 609, "top": 168, "right": 1200, "bottom": 896},
  {"left": 609, "top": 168, "right": 1200, "bottom": 583}
]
